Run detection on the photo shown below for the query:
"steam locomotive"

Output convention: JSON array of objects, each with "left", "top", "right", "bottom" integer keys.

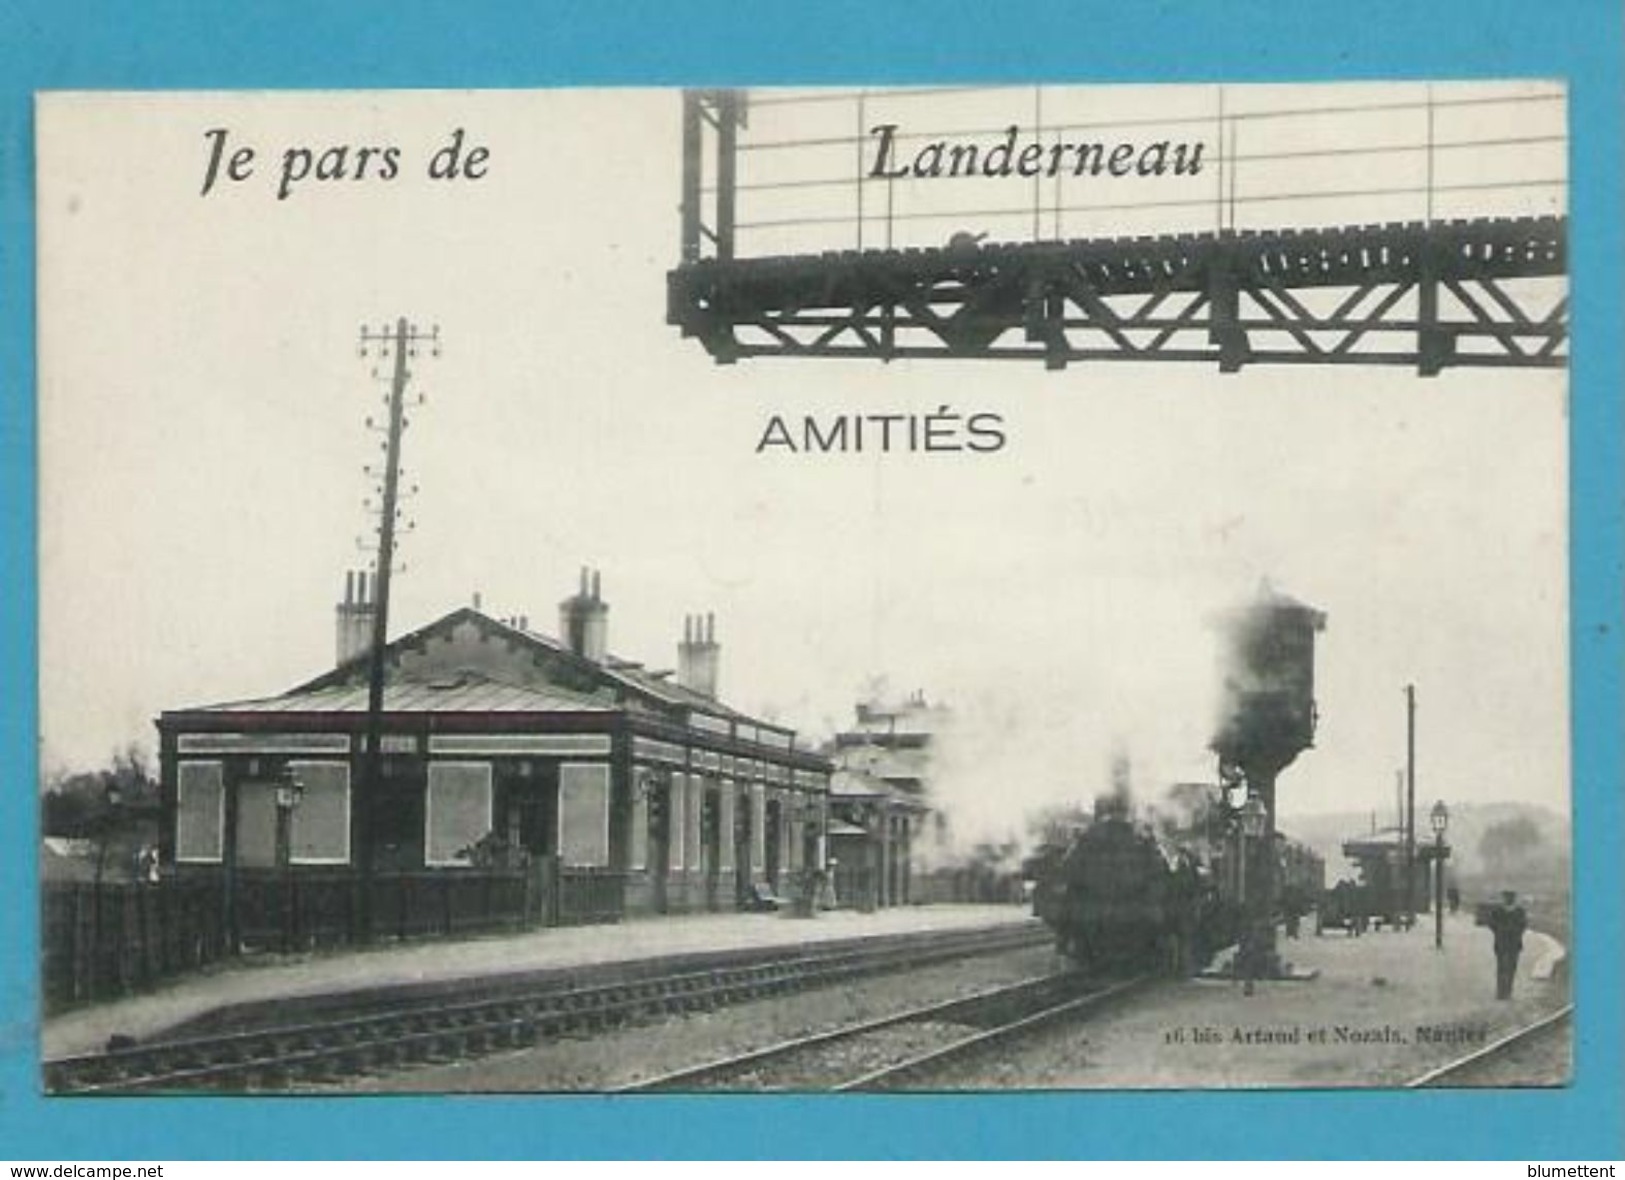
[{"left": 1033, "top": 809, "right": 1323, "bottom": 976}]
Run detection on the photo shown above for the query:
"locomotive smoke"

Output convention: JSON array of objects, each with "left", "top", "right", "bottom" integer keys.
[{"left": 919, "top": 585, "right": 1228, "bottom": 868}]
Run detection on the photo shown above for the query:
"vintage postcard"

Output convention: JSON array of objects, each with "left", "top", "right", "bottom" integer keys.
[{"left": 36, "top": 81, "right": 1570, "bottom": 1100}]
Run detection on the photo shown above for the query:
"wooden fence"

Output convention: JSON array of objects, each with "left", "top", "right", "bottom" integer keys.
[
  {"left": 42, "top": 877, "right": 227, "bottom": 1009},
  {"left": 43, "top": 861, "right": 628, "bottom": 1012},
  {"left": 549, "top": 865, "right": 627, "bottom": 927}
]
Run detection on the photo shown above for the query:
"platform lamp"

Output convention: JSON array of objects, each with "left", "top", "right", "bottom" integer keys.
[
  {"left": 275, "top": 767, "right": 306, "bottom": 954},
  {"left": 631, "top": 767, "right": 673, "bottom": 855},
  {"left": 1238, "top": 793, "right": 1268, "bottom": 994},
  {"left": 631, "top": 767, "right": 668, "bottom": 842},
  {"left": 274, "top": 766, "right": 306, "bottom": 867},
  {"left": 92, "top": 779, "right": 126, "bottom": 890},
  {"left": 631, "top": 767, "right": 658, "bottom": 802},
  {"left": 1430, "top": 800, "right": 1449, "bottom": 950}
]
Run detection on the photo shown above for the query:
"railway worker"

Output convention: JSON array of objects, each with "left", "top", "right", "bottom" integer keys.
[
  {"left": 1281, "top": 886, "right": 1307, "bottom": 940},
  {"left": 1486, "top": 890, "right": 1528, "bottom": 1000}
]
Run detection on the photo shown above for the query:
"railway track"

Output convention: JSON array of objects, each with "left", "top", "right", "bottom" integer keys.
[
  {"left": 621, "top": 972, "right": 1151, "bottom": 1092},
  {"left": 1405, "top": 1004, "right": 1573, "bottom": 1088},
  {"left": 45, "top": 922, "right": 1047, "bottom": 1095}
]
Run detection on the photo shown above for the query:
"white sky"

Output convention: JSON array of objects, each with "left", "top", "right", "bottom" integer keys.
[{"left": 36, "top": 84, "right": 1568, "bottom": 843}]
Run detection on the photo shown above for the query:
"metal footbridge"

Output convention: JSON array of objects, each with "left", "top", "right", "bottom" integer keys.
[{"left": 667, "top": 85, "right": 1566, "bottom": 374}]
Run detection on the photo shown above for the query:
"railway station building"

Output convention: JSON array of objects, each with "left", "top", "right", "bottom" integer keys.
[
  {"left": 825, "top": 691, "right": 944, "bottom": 908},
  {"left": 155, "top": 569, "right": 833, "bottom": 929}
]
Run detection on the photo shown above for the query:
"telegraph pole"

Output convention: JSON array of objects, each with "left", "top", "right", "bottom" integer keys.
[{"left": 355, "top": 318, "right": 437, "bottom": 939}]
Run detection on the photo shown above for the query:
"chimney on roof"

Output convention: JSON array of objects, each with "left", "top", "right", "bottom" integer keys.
[
  {"left": 677, "top": 611, "right": 721, "bottom": 699},
  {"left": 336, "top": 569, "right": 376, "bottom": 666},
  {"left": 559, "top": 566, "right": 609, "bottom": 662}
]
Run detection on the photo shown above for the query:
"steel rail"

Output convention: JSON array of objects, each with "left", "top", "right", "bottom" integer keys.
[
  {"left": 833, "top": 975, "right": 1152, "bottom": 1091},
  {"left": 615, "top": 971, "right": 1084, "bottom": 1092},
  {"left": 46, "top": 923, "right": 1048, "bottom": 1095},
  {"left": 1403, "top": 1003, "right": 1574, "bottom": 1088}
]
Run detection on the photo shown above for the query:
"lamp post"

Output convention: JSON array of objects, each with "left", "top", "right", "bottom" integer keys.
[
  {"left": 1238, "top": 793, "right": 1268, "bottom": 994},
  {"left": 1430, "top": 799, "right": 1449, "bottom": 951},
  {"left": 92, "top": 781, "right": 125, "bottom": 889},
  {"left": 89, "top": 781, "right": 125, "bottom": 1001},
  {"left": 275, "top": 768, "right": 305, "bottom": 953}
]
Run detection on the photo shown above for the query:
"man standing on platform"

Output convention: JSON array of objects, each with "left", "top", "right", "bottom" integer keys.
[{"left": 1486, "top": 890, "right": 1528, "bottom": 1000}]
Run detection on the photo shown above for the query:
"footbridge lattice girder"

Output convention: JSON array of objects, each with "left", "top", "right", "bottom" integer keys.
[{"left": 667, "top": 216, "right": 1566, "bottom": 373}]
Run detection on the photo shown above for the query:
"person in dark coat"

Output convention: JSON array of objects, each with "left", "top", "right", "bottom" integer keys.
[{"left": 1486, "top": 890, "right": 1528, "bottom": 1000}]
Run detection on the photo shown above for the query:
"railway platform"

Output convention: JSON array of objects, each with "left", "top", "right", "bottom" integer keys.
[
  {"left": 42, "top": 903, "right": 1035, "bottom": 1061},
  {"left": 996, "top": 909, "right": 1570, "bottom": 1088}
]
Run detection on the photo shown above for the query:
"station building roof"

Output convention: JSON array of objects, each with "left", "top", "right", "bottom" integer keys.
[
  {"left": 172, "top": 670, "right": 612, "bottom": 717},
  {"left": 160, "top": 605, "right": 820, "bottom": 768},
  {"left": 830, "top": 767, "right": 930, "bottom": 811}
]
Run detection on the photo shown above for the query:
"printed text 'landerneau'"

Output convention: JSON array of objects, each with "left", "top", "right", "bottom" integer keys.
[{"left": 868, "top": 123, "right": 1206, "bottom": 181}]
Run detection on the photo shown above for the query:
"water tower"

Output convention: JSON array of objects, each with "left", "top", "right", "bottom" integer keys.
[{"left": 1211, "top": 583, "right": 1326, "bottom": 979}]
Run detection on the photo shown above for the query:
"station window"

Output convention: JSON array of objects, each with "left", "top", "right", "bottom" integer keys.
[
  {"left": 669, "top": 772, "right": 686, "bottom": 874},
  {"left": 684, "top": 774, "right": 703, "bottom": 871},
  {"left": 719, "top": 782, "right": 735, "bottom": 871},
  {"left": 751, "top": 785, "right": 766, "bottom": 873},
  {"left": 426, "top": 761, "right": 493, "bottom": 866},
  {"left": 289, "top": 761, "right": 350, "bottom": 864},
  {"left": 559, "top": 762, "right": 610, "bottom": 867},
  {"left": 175, "top": 761, "right": 224, "bottom": 863}
]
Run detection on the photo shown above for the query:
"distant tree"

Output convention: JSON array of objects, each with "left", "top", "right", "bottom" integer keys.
[
  {"left": 1478, "top": 815, "right": 1544, "bottom": 875},
  {"left": 41, "top": 743, "right": 158, "bottom": 838},
  {"left": 41, "top": 772, "right": 101, "bottom": 836}
]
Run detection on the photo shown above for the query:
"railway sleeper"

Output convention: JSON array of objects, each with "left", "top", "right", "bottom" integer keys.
[
  {"left": 533, "top": 1014, "right": 573, "bottom": 1039},
  {"left": 551, "top": 1006, "right": 601, "bottom": 1035},
  {"left": 366, "top": 1038, "right": 407, "bottom": 1070},
  {"left": 248, "top": 1058, "right": 293, "bottom": 1089},
  {"left": 197, "top": 1046, "right": 258, "bottom": 1082},
  {"left": 51, "top": 1061, "right": 110, "bottom": 1090},
  {"left": 330, "top": 1045, "right": 370, "bottom": 1077},
  {"left": 135, "top": 1064, "right": 233, "bottom": 1094},
  {"left": 479, "top": 1020, "right": 519, "bottom": 1051},
  {"left": 194, "top": 1063, "right": 255, "bottom": 1092},
  {"left": 484, "top": 1020, "right": 527, "bottom": 1050},
  {"left": 44, "top": 927, "right": 1051, "bottom": 1094},
  {"left": 290, "top": 1050, "right": 345, "bottom": 1084},
  {"left": 425, "top": 1031, "right": 466, "bottom": 1061}
]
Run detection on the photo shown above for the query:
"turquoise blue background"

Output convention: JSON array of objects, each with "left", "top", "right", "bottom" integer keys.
[{"left": 2, "top": 0, "right": 1619, "bottom": 1160}]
